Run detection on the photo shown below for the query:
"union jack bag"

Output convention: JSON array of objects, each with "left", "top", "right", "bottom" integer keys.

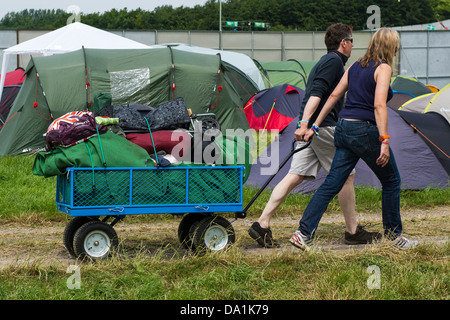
[{"left": 44, "top": 110, "right": 107, "bottom": 150}]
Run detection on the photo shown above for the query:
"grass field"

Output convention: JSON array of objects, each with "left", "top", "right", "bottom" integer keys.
[{"left": 0, "top": 155, "right": 448, "bottom": 301}]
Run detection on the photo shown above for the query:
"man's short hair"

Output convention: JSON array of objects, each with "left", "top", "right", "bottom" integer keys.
[{"left": 325, "top": 23, "right": 352, "bottom": 51}]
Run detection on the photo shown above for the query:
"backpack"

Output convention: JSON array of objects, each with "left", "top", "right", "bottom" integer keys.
[{"left": 44, "top": 111, "right": 107, "bottom": 150}]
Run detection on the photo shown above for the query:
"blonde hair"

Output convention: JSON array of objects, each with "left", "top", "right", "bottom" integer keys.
[{"left": 358, "top": 28, "right": 399, "bottom": 68}]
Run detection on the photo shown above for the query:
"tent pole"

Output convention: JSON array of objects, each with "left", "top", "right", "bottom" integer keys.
[
  {"left": 82, "top": 46, "right": 91, "bottom": 110},
  {"left": 0, "top": 53, "right": 10, "bottom": 104},
  {"left": 167, "top": 46, "right": 175, "bottom": 100},
  {"left": 219, "top": 0, "right": 222, "bottom": 50},
  {"left": 208, "top": 53, "right": 222, "bottom": 112},
  {"left": 31, "top": 56, "right": 52, "bottom": 120}
]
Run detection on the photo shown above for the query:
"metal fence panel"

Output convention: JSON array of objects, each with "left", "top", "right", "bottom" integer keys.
[
  {"left": 190, "top": 32, "right": 219, "bottom": 49},
  {"left": 0, "top": 30, "right": 17, "bottom": 72},
  {"left": 399, "top": 31, "right": 450, "bottom": 88}
]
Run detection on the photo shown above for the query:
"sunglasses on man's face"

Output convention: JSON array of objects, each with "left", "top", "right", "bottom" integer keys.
[{"left": 344, "top": 38, "right": 353, "bottom": 43}]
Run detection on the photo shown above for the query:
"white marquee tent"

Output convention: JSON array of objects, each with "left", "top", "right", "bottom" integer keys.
[{"left": 0, "top": 22, "right": 151, "bottom": 102}]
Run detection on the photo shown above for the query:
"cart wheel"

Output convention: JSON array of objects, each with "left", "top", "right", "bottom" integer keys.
[
  {"left": 192, "top": 216, "right": 235, "bottom": 253},
  {"left": 63, "top": 216, "right": 92, "bottom": 257},
  {"left": 73, "top": 220, "right": 118, "bottom": 260},
  {"left": 178, "top": 212, "right": 207, "bottom": 249},
  {"left": 201, "top": 117, "right": 220, "bottom": 132}
]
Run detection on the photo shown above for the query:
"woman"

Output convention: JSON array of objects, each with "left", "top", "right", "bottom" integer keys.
[{"left": 290, "top": 28, "right": 417, "bottom": 250}]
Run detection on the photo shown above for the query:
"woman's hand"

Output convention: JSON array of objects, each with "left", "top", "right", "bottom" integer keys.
[
  {"left": 376, "top": 142, "right": 390, "bottom": 167},
  {"left": 304, "top": 128, "right": 315, "bottom": 142}
]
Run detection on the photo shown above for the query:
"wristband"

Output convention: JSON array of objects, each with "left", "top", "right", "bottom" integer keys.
[
  {"left": 311, "top": 123, "right": 320, "bottom": 136},
  {"left": 382, "top": 140, "right": 389, "bottom": 144},
  {"left": 297, "top": 119, "right": 309, "bottom": 128},
  {"left": 379, "top": 135, "right": 390, "bottom": 142}
]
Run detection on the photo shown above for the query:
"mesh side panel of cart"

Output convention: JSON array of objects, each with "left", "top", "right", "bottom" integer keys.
[
  {"left": 132, "top": 169, "right": 186, "bottom": 205},
  {"left": 58, "top": 166, "right": 243, "bottom": 209},
  {"left": 72, "top": 170, "right": 130, "bottom": 207},
  {"left": 188, "top": 167, "right": 241, "bottom": 204},
  {"left": 57, "top": 174, "right": 67, "bottom": 204}
]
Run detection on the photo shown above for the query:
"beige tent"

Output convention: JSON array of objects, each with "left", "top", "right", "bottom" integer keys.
[{"left": 399, "top": 83, "right": 450, "bottom": 123}]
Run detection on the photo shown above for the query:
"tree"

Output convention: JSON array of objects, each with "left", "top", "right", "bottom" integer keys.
[
  {"left": 430, "top": 0, "right": 450, "bottom": 20},
  {"left": 0, "top": 0, "right": 441, "bottom": 31}
]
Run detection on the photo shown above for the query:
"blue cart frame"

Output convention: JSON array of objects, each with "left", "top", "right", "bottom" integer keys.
[
  {"left": 57, "top": 140, "right": 309, "bottom": 259},
  {"left": 56, "top": 165, "right": 245, "bottom": 218},
  {"left": 57, "top": 165, "right": 245, "bottom": 259}
]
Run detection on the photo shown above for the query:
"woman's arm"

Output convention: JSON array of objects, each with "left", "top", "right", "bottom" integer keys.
[{"left": 373, "top": 63, "right": 392, "bottom": 167}]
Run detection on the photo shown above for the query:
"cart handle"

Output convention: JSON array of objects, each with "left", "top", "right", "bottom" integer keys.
[{"left": 239, "top": 139, "right": 311, "bottom": 217}]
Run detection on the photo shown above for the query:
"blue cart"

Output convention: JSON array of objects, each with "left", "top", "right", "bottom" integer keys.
[
  {"left": 57, "top": 165, "right": 245, "bottom": 259},
  {"left": 57, "top": 140, "right": 310, "bottom": 260}
]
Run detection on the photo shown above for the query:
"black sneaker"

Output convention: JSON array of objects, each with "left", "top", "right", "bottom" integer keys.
[
  {"left": 345, "top": 224, "right": 382, "bottom": 245},
  {"left": 248, "top": 222, "right": 280, "bottom": 248}
]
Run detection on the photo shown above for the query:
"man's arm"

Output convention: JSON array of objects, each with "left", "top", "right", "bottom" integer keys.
[
  {"left": 295, "top": 56, "right": 342, "bottom": 141},
  {"left": 295, "top": 96, "right": 321, "bottom": 141},
  {"left": 303, "top": 68, "right": 349, "bottom": 141}
]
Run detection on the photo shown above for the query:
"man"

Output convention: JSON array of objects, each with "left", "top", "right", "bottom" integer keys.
[{"left": 248, "top": 23, "right": 381, "bottom": 248}]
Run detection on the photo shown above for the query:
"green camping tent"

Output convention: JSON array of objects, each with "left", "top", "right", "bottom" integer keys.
[
  {"left": 254, "top": 59, "right": 317, "bottom": 90},
  {"left": 0, "top": 47, "right": 258, "bottom": 158}
]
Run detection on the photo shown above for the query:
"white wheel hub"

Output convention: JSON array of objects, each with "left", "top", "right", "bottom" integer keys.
[
  {"left": 203, "top": 225, "right": 228, "bottom": 251},
  {"left": 84, "top": 230, "right": 111, "bottom": 258}
]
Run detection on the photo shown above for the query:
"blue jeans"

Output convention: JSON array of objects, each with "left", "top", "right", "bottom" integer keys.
[{"left": 299, "top": 119, "right": 402, "bottom": 238}]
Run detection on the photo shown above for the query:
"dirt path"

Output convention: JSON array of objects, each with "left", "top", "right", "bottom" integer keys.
[{"left": 0, "top": 206, "right": 449, "bottom": 269}]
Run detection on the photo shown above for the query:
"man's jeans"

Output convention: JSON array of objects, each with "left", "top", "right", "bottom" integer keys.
[{"left": 299, "top": 119, "right": 402, "bottom": 238}]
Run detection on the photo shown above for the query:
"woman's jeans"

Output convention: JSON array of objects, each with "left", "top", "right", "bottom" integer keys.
[{"left": 299, "top": 119, "right": 402, "bottom": 238}]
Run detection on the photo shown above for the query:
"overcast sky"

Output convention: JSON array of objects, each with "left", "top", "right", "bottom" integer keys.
[{"left": 0, "top": 0, "right": 208, "bottom": 20}]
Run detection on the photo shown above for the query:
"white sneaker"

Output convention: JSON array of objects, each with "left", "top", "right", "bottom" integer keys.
[
  {"left": 390, "top": 234, "right": 418, "bottom": 250},
  {"left": 289, "top": 230, "right": 313, "bottom": 251}
]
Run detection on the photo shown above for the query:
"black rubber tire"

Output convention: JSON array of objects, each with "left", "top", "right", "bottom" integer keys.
[
  {"left": 192, "top": 215, "right": 235, "bottom": 253},
  {"left": 63, "top": 216, "right": 92, "bottom": 257},
  {"left": 73, "top": 220, "right": 118, "bottom": 260},
  {"left": 177, "top": 212, "right": 207, "bottom": 249}
]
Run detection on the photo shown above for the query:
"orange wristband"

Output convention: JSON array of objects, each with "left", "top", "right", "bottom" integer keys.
[{"left": 379, "top": 135, "right": 390, "bottom": 142}]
